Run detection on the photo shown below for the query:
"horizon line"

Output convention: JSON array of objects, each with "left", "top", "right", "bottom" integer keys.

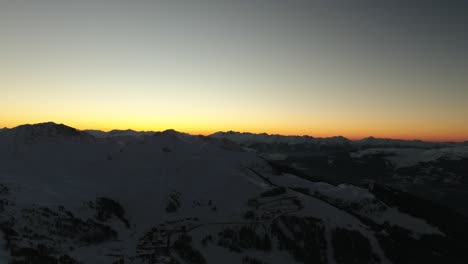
[{"left": 2, "top": 121, "right": 467, "bottom": 143}]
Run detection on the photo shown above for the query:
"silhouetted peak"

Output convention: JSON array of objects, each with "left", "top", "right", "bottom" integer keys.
[
  {"left": 153, "top": 129, "right": 181, "bottom": 139},
  {"left": 10, "top": 122, "right": 95, "bottom": 144},
  {"left": 109, "top": 129, "right": 137, "bottom": 134},
  {"left": 162, "top": 129, "right": 178, "bottom": 134},
  {"left": 14, "top": 122, "right": 79, "bottom": 135}
]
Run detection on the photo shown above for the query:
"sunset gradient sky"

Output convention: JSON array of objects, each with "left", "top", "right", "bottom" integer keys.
[{"left": 1, "top": 1, "right": 467, "bottom": 141}]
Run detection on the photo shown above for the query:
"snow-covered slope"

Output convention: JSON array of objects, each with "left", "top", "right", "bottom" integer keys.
[
  {"left": 0, "top": 123, "right": 466, "bottom": 264},
  {"left": 351, "top": 147, "right": 468, "bottom": 169}
]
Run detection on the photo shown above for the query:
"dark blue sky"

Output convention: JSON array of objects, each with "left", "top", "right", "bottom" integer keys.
[{"left": 1, "top": 0, "right": 467, "bottom": 140}]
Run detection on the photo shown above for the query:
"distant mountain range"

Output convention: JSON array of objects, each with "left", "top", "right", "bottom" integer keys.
[
  {"left": 2, "top": 122, "right": 464, "bottom": 147},
  {"left": 210, "top": 131, "right": 463, "bottom": 149}
]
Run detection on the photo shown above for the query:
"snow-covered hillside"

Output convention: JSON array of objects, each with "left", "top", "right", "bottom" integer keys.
[
  {"left": 351, "top": 147, "right": 468, "bottom": 169},
  {"left": 0, "top": 123, "right": 467, "bottom": 264}
]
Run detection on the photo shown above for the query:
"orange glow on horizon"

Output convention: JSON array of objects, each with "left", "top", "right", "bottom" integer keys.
[{"left": 1, "top": 1, "right": 467, "bottom": 145}]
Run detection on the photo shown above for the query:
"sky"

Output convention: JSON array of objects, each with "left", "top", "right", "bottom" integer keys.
[{"left": 1, "top": 0, "right": 467, "bottom": 141}]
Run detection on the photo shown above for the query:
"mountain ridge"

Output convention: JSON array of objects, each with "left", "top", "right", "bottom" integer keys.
[{"left": 1, "top": 123, "right": 465, "bottom": 143}]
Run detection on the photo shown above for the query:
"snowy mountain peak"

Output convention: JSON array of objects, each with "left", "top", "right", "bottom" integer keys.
[
  {"left": 156, "top": 129, "right": 190, "bottom": 137},
  {"left": 7, "top": 122, "right": 95, "bottom": 144},
  {"left": 161, "top": 128, "right": 178, "bottom": 134}
]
